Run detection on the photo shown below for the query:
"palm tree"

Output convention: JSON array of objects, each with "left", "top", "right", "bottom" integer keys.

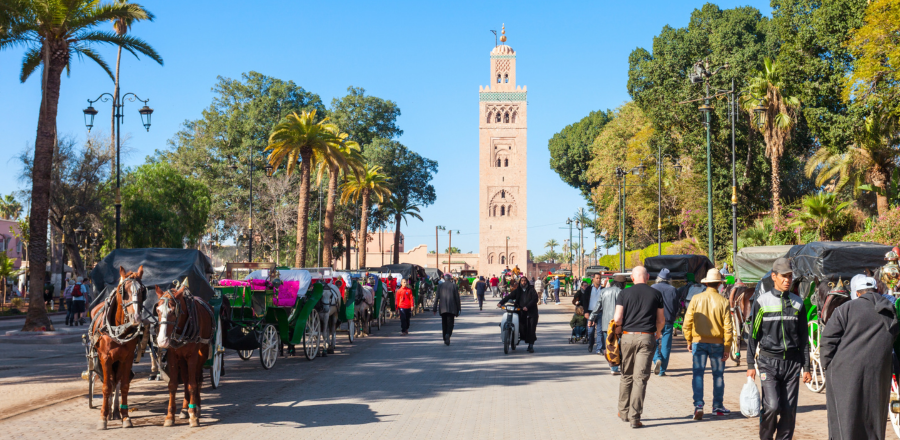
[
  {"left": 267, "top": 109, "right": 346, "bottom": 267},
  {"left": 743, "top": 57, "right": 801, "bottom": 219},
  {"left": 3, "top": 0, "right": 161, "bottom": 331},
  {"left": 383, "top": 195, "right": 423, "bottom": 264},
  {"left": 318, "top": 132, "right": 363, "bottom": 268},
  {"left": 789, "top": 193, "right": 851, "bottom": 241},
  {"left": 0, "top": 195, "right": 22, "bottom": 220},
  {"left": 341, "top": 165, "right": 391, "bottom": 269},
  {"left": 544, "top": 238, "right": 559, "bottom": 253},
  {"left": 804, "top": 116, "right": 898, "bottom": 216}
]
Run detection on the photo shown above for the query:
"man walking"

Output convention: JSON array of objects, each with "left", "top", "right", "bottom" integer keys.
[
  {"left": 820, "top": 275, "right": 899, "bottom": 440},
  {"left": 552, "top": 276, "right": 561, "bottom": 304},
  {"left": 535, "top": 276, "right": 545, "bottom": 305},
  {"left": 586, "top": 274, "right": 605, "bottom": 354},
  {"left": 490, "top": 274, "right": 499, "bottom": 298},
  {"left": 682, "top": 268, "right": 733, "bottom": 419},
  {"left": 591, "top": 275, "right": 624, "bottom": 372},
  {"left": 474, "top": 276, "right": 487, "bottom": 311},
  {"left": 396, "top": 279, "right": 414, "bottom": 335},
  {"left": 652, "top": 268, "right": 681, "bottom": 376},
  {"left": 614, "top": 266, "right": 664, "bottom": 428},
  {"left": 434, "top": 273, "right": 461, "bottom": 345},
  {"left": 747, "top": 257, "right": 812, "bottom": 440}
]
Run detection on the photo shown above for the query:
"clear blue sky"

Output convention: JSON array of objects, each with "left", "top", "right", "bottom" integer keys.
[{"left": 0, "top": 0, "right": 771, "bottom": 257}]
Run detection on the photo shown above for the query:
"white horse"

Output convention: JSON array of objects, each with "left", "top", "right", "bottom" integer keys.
[
  {"left": 355, "top": 283, "right": 376, "bottom": 336},
  {"left": 318, "top": 283, "right": 342, "bottom": 355}
]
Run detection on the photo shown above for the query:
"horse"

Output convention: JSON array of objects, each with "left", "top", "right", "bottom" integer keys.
[
  {"left": 726, "top": 282, "right": 755, "bottom": 365},
  {"left": 154, "top": 280, "right": 214, "bottom": 428},
  {"left": 318, "top": 283, "right": 342, "bottom": 355},
  {"left": 816, "top": 278, "right": 850, "bottom": 326},
  {"left": 355, "top": 282, "right": 376, "bottom": 336},
  {"left": 88, "top": 266, "right": 146, "bottom": 430}
]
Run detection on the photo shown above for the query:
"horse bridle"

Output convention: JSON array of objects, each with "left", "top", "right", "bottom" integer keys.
[
  {"left": 95, "top": 275, "right": 146, "bottom": 345},
  {"left": 157, "top": 286, "right": 211, "bottom": 348}
]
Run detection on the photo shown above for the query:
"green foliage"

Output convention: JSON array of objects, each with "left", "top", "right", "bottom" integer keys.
[
  {"left": 445, "top": 247, "right": 461, "bottom": 254},
  {"left": 597, "top": 242, "right": 676, "bottom": 269},
  {"left": 121, "top": 162, "right": 211, "bottom": 248},
  {"left": 788, "top": 193, "right": 851, "bottom": 240},
  {"left": 843, "top": 0, "right": 900, "bottom": 127},
  {"left": 859, "top": 206, "right": 900, "bottom": 245},
  {"left": 329, "top": 87, "right": 403, "bottom": 148},
  {"left": 548, "top": 109, "right": 611, "bottom": 198},
  {"left": 364, "top": 138, "right": 438, "bottom": 210},
  {"left": 0, "top": 194, "right": 22, "bottom": 220}
]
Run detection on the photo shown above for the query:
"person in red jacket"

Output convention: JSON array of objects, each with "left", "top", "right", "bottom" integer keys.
[
  {"left": 396, "top": 279, "right": 415, "bottom": 335},
  {"left": 489, "top": 275, "right": 500, "bottom": 298}
]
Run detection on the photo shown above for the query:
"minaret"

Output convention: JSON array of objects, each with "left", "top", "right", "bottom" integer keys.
[{"left": 479, "top": 24, "right": 528, "bottom": 277}]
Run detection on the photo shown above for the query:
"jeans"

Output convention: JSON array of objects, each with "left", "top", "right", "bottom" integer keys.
[
  {"left": 476, "top": 293, "right": 484, "bottom": 309},
  {"left": 553, "top": 288, "right": 560, "bottom": 303},
  {"left": 691, "top": 342, "right": 725, "bottom": 409},
  {"left": 653, "top": 323, "right": 674, "bottom": 373},
  {"left": 399, "top": 308, "right": 411, "bottom": 332},
  {"left": 601, "top": 331, "right": 618, "bottom": 372},
  {"left": 572, "top": 326, "right": 586, "bottom": 338},
  {"left": 592, "top": 325, "right": 604, "bottom": 353},
  {"left": 540, "top": 289, "right": 547, "bottom": 303},
  {"left": 65, "top": 299, "right": 74, "bottom": 324}
]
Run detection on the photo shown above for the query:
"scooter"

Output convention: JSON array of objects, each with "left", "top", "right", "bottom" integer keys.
[{"left": 499, "top": 303, "right": 520, "bottom": 354}]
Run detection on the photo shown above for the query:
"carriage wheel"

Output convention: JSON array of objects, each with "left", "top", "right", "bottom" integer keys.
[
  {"left": 348, "top": 321, "right": 355, "bottom": 343},
  {"left": 238, "top": 349, "right": 254, "bottom": 360},
  {"left": 259, "top": 324, "right": 279, "bottom": 370},
  {"left": 88, "top": 370, "right": 102, "bottom": 409},
  {"left": 890, "top": 377, "right": 900, "bottom": 439},
  {"left": 303, "top": 314, "right": 321, "bottom": 361},
  {"left": 210, "top": 318, "right": 223, "bottom": 389}
]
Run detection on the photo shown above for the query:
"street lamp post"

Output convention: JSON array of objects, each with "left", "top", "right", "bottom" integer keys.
[
  {"left": 229, "top": 151, "right": 274, "bottom": 263},
  {"left": 83, "top": 92, "right": 153, "bottom": 249},
  {"left": 505, "top": 236, "right": 510, "bottom": 268},
  {"left": 447, "top": 229, "right": 460, "bottom": 274},
  {"left": 565, "top": 218, "right": 573, "bottom": 273},
  {"left": 435, "top": 225, "right": 445, "bottom": 271},
  {"left": 636, "top": 147, "right": 682, "bottom": 256}
]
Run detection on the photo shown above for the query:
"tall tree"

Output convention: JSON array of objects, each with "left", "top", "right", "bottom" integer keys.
[
  {"left": 4, "top": 0, "right": 161, "bottom": 331},
  {"left": 544, "top": 239, "right": 559, "bottom": 253},
  {"left": 383, "top": 195, "right": 423, "bottom": 263},
  {"left": 743, "top": 57, "right": 802, "bottom": 218},
  {"left": 0, "top": 195, "right": 22, "bottom": 220},
  {"left": 341, "top": 165, "right": 391, "bottom": 268},
  {"left": 266, "top": 110, "right": 344, "bottom": 266},
  {"left": 364, "top": 138, "right": 438, "bottom": 263},
  {"left": 318, "top": 132, "right": 362, "bottom": 268},
  {"left": 548, "top": 109, "right": 611, "bottom": 199}
]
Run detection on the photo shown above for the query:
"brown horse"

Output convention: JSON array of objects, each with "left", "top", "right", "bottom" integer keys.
[
  {"left": 89, "top": 266, "right": 146, "bottom": 430},
  {"left": 154, "top": 281, "right": 213, "bottom": 428}
]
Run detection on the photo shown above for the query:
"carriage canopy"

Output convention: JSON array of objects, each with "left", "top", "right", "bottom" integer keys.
[
  {"left": 734, "top": 245, "right": 793, "bottom": 283},
  {"left": 89, "top": 248, "right": 215, "bottom": 314},
  {"left": 643, "top": 254, "right": 714, "bottom": 282},
  {"left": 377, "top": 263, "right": 425, "bottom": 282},
  {"left": 423, "top": 267, "right": 444, "bottom": 282}
]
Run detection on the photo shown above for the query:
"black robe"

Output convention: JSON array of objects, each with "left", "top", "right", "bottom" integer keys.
[
  {"left": 499, "top": 284, "right": 539, "bottom": 344},
  {"left": 433, "top": 281, "right": 461, "bottom": 316},
  {"left": 820, "top": 292, "right": 899, "bottom": 440}
]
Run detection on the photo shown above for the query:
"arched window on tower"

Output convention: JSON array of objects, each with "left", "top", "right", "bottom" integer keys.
[
  {"left": 495, "top": 112, "right": 501, "bottom": 123},
  {"left": 511, "top": 112, "right": 517, "bottom": 123},
  {"left": 486, "top": 112, "right": 492, "bottom": 124},
  {"left": 497, "top": 74, "right": 501, "bottom": 84},
  {"left": 489, "top": 254, "right": 494, "bottom": 264},
  {"left": 504, "top": 74, "right": 509, "bottom": 83},
  {"left": 508, "top": 204, "right": 514, "bottom": 216},
  {"left": 492, "top": 205, "right": 497, "bottom": 216},
  {"left": 504, "top": 112, "right": 510, "bottom": 123},
  {"left": 501, "top": 255, "right": 506, "bottom": 265},
  {"left": 501, "top": 190, "right": 505, "bottom": 198},
  {"left": 510, "top": 254, "right": 515, "bottom": 265},
  {"left": 504, "top": 158, "right": 508, "bottom": 167},
  {"left": 500, "top": 206, "right": 505, "bottom": 216},
  {"left": 496, "top": 158, "right": 501, "bottom": 167}
]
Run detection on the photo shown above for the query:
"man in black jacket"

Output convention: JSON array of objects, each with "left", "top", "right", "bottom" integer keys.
[
  {"left": 434, "top": 273, "right": 461, "bottom": 345},
  {"left": 746, "top": 258, "right": 812, "bottom": 440}
]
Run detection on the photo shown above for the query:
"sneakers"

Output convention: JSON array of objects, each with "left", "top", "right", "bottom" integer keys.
[
  {"left": 653, "top": 360, "right": 661, "bottom": 375},
  {"left": 568, "top": 338, "right": 574, "bottom": 344},
  {"left": 712, "top": 407, "right": 731, "bottom": 416},
  {"left": 693, "top": 406, "right": 704, "bottom": 421}
]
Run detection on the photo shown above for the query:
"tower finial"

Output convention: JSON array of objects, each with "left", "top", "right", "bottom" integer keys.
[{"left": 500, "top": 23, "right": 507, "bottom": 43}]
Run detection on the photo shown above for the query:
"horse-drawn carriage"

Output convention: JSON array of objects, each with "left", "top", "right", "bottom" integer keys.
[
  {"left": 84, "top": 248, "right": 223, "bottom": 428},
  {"left": 643, "top": 254, "right": 715, "bottom": 337},
  {"left": 378, "top": 263, "right": 428, "bottom": 313}
]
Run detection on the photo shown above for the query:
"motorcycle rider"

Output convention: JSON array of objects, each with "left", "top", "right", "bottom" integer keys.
[
  {"left": 747, "top": 257, "right": 812, "bottom": 440},
  {"left": 498, "top": 276, "right": 539, "bottom": 353}
]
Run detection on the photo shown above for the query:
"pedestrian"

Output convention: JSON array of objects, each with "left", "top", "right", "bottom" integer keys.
[
  {"left": 498, "top": 276, "right": 539, "bottom": 352},
  {"left": 747, "top": 257, "right": 812, "bottom": 440},
  {"left": 71, "top": 276, "right": 86, "bottom": 326},
  {"left": 586, "top": 273, "right": 605, "bottom": 354},
  {"left": 490, "top": 274, "right": 500, "bottom": 298},
  {"left": 682, "top": 268, "right": 733, "bottom": 420},
  {"left": 652, "top": 268, "right": 681, "bottom": 376},
  {"left": 820, "top": 275, "right": 899, "bottom": 440},
  {"left": 573, "top": 280, "right": 590, "bottom": 308},
  {"left": 590, "top": 274, "right": 624, "bottom": 373},
  {"left": 396, "top": 279, "right": 414, "bottom": 335},
  {"left": 614, "top": 266, "right": 663, "bottom": 429},
  {"left": 433, "top": 273, "right": 461, "bottom": 345},
  {"left": 535, "top": 276, "right": 546, "bottom": 305},
  {"left": 474, "top": 276, "right": 487, "bottom": 311},
  {"left": 63, "top": 278, "right": 75, "bottom": 326},
  {"left": 43, "top": 276, "right": 54, "bottom": 311},
  {"left": 552, "top": 275, "right": 561, "bottom": 304},
  {"left": 570, "top": 305, "right": 587, "bottom": 343}
]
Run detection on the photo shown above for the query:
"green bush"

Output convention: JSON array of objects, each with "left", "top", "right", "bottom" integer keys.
[{"left": 860, "top": 207, "right": 900, "bottom": 245}]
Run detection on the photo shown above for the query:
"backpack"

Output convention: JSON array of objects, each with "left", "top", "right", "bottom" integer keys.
[{"left": 72, "top": 283, "right": 83, "bottom": 298}]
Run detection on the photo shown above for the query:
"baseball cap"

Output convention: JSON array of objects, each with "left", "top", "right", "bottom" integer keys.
[
  {"left": 850, "top": 274, "right": 876, "bottom": 297},
  {"left": 772, "top": 257, "right": 793, "bottom": 275}
]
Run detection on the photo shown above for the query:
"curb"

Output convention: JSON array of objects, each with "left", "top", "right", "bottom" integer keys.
[
  {"left": 0, "top": 334, "right": 83, "bottom": 344},
  {"left": 0, "top": 312, "right": 67, "bottom": 321}
]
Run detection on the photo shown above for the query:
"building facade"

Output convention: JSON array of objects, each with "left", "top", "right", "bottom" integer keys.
[{"left": 478, "top": 25, "right": 527, "bottom": 277}]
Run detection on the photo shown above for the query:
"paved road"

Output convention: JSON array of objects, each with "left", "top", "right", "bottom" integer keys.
[{"left": 0, "top": 294, "right": 835, "bottom": 439}]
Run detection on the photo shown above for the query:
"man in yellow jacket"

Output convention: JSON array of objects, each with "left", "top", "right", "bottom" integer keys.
[{"left": 682, "top": 268, "right": 733, "bottom": 420}]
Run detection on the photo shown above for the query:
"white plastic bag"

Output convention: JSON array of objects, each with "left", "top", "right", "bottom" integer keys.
[{"left": 740, "top": 376, "right": 761, "bottom": 418}]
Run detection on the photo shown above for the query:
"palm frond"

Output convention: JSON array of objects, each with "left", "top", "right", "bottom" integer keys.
[
  {"left": 74, "top": 30, "right": 162, "bottom": 64},
  {"left": 72, "top": 44, "right": 113, "bottom": 80},
  {"left": 18, "top": 45, "right": 41, "bottom": 82}
]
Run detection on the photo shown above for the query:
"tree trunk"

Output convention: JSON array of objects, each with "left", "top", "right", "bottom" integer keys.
[
  {"left": 872, "top": 167, "right": 890, "bottom": 217},
  {"left": 24, "top": 45, "right": 65, "bottom": 331},
  {"left": 294, "top": 150, "right": 312, "bottom": 267},
  {"left": 322, "top": 167, "right": 338, "bottom": 268},
  {"left": 358, "top": 191, "right": 369, "bottom": 269},
  {"left": 111, "top": 45, "right": 122, "bottom": 176},
  {"left": 344, "top": 231, "right": 351, "bottom": 270},
  {"left": 771, "top": 153, "right": 782, "bottom": 219},
  {"left": 393, "top": 213, "right": 402, "bottom": 264}
]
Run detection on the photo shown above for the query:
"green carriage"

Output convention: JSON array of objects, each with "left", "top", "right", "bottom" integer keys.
[{"left": 379, "top": 264, "right": 429, "bottom": 313}]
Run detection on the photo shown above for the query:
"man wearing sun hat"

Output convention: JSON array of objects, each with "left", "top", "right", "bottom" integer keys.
[
  {"left": 747, "top": 257, "right": 811, "bottom": 440},
  {"left": 682, "top": 267, "right": 733, "bottom": 420}
]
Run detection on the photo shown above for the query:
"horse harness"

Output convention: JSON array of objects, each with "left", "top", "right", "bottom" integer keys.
[
  {"left": 158, "top": 284, "right": 214, "bottom": 349},
  {"left": 91, "top": 275, "right": 146, "bottom": 346}
]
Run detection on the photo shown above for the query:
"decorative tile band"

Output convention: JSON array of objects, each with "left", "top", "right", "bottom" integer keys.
[
  {"left": 479, "top": 92, "right": 527, "bottom": 102},
  {"left": 490, "top": 55, "right": 517, "bottom": 59}
]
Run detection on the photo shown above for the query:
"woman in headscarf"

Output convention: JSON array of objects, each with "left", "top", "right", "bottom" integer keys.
[{"left": 498, "top": 276, "right": 539, "bottom": 352}]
